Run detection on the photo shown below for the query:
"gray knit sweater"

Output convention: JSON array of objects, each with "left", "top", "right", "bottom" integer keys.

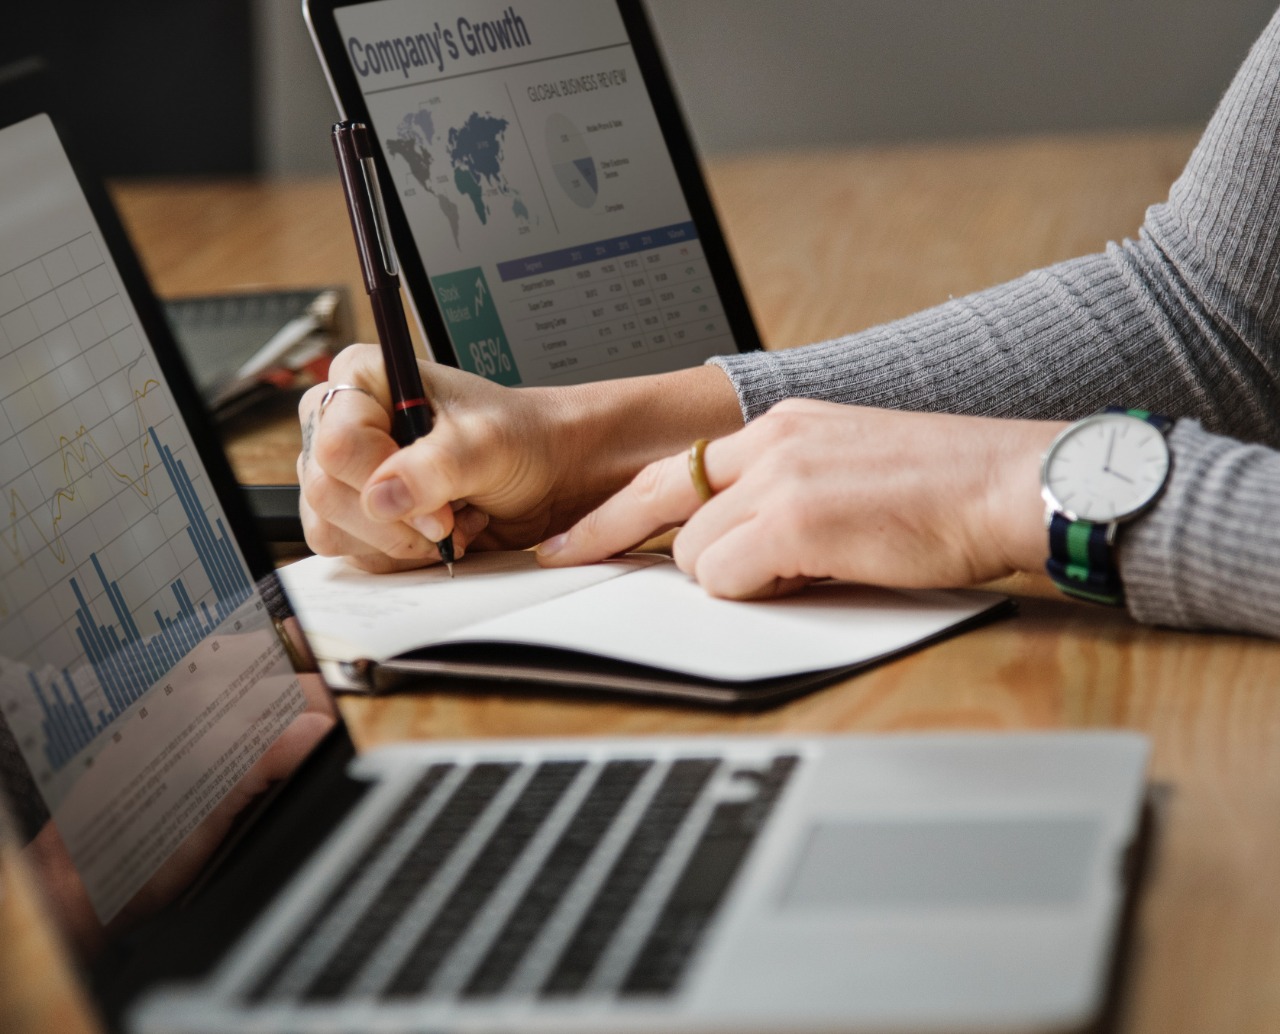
[{"left": 710, "top": 7, "right": 1280, "bottom": 638}]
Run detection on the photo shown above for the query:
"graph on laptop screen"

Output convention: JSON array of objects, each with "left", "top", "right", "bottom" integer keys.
[
  {"left": 0, "top": 113, "right": 311, "bottom": 922},
  {"left": 333, "top": 0, "right": 738, "bottom": 385}
]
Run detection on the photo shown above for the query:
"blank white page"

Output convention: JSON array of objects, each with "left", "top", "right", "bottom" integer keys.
[{"left": 437, "top": 561, "right": 1003, "bottom": 681}]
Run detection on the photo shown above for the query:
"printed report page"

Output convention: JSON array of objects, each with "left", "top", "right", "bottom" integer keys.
[{"left": 334, "top": 0, "right": 739, "bottom": 385}]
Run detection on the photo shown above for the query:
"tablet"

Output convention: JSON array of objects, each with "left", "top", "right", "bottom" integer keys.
[{"left": 304, "top": 0, "right": 762, "bottom": 386}]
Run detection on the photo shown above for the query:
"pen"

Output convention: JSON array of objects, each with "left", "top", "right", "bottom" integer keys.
[
  {"left": 233, "top": 290, "right": 340, "bottom": 381},
  {"left": 331, "top": 120, "right": 455, "bottom": 576}
]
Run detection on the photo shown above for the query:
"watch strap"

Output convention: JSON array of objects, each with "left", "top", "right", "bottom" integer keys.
[{"left": 1046, "top": 513, "right": 1124, "bottom": 605}]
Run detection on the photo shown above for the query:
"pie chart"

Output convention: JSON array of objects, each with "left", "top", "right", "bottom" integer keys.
[{"left": 546, "top": 113, "right": 598, "bottom": 208}]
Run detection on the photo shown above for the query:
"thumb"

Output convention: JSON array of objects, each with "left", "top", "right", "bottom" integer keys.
[{"left": 361, "top": 426, "right": 468, "bottom": 539}]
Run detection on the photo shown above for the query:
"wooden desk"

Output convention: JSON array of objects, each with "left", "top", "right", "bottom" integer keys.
[{"left": 9, "top": 130, "right": 1280, "bottom": 1034}]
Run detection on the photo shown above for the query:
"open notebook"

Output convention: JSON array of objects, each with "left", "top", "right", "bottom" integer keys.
[{"left": 280, "top": 552, "right": 1012, "bottom": 705}]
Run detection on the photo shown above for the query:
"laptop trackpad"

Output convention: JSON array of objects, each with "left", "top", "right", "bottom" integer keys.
[{"left": 783, "top": 817, "right": 1103, "bottom": 910}]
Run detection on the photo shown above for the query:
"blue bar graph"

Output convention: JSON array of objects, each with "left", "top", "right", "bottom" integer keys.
[{"left": 30, "top": 427, "right": 253, "bottom": 771}]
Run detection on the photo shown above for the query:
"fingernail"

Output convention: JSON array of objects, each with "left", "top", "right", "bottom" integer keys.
[
  {"left": 410, "top": 514, "right": 446, "bottom": 541},
  {"left": 537, "top": 532, "right": 569, "bottom": 558},
  {"left": 366, "top": 478, "right": 413, "bottom": 520}
]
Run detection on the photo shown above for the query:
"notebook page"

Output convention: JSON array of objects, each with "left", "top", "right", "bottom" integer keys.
[
  {"left": 441, "top": 561, "right": 1003, "bottom": 681},
  {"left": 278, "top": 551, "right": 662, "bottom": 662}
]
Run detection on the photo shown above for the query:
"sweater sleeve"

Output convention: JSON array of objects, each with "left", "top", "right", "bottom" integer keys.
[
  {"left": 708, "top": 5, "right": 1280, "bottom": 635},
  {"left": 1121, "top": 420, "right": 1280, "bottom": 635}
]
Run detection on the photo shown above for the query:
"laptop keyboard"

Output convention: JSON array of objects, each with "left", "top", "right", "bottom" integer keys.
[
  {"left": 462, "top": 758, "right": 652, "bottom": 997},
  {"left": 539, "top": 757, "right": 719, "bottom": 996},
  {"left": 243, "top": 751, "right": 798, "bottom": 1005}
]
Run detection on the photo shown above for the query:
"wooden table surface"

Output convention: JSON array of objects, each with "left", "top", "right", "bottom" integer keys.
[{"left": 9, "top": 129, "right": 1280, "bottom": 1034}]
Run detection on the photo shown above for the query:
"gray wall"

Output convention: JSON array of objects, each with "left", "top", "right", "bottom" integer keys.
[
  {"left": 254, "top": 0, "right": 343, "bottom": 176},
  {"left": 255, "top": 0, "right": 1279, "bottom": 174}
]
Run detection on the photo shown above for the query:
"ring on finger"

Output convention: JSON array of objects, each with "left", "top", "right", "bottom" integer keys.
[
  {"left": 319, "top": 383, "right": 377, "bottom": 420},
  {"left": 688, "top": 438, "right": 715, "bottom": 503}
]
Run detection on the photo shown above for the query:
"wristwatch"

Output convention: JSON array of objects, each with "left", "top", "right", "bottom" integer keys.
[{"left": 1040, "top": 408, "right": 1173, "bottom": 605}]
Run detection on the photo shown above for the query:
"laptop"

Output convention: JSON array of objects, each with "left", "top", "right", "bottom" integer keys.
[
  {"left": 0, "top": 60, "right": 1152, "bottom": 1034},
  {"left": 302, "top": 0, "right": 764, "bottom": 386}
]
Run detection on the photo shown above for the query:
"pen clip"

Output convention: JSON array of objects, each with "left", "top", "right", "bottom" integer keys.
[
  {"left": 332, "top": 120, "right": 399, "bottom": 291},
  {"left": 360, "top": 155, "right": 398, "bottom": 279}
]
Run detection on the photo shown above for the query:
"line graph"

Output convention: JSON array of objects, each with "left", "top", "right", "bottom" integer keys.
[{"left": 3, "top": 377, "right": 162, "bottom": 569}]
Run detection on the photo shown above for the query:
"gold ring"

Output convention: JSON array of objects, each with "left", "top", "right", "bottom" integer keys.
[
  {"left": 688, "top": 438, "right": 715, "bottom": 502},
  {"left": 319, "top": 383, "right": 376, "bottom": 420}
]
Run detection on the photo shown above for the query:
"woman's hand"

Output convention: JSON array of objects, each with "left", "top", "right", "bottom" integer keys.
[
  {"left": 297, "top": 345, "right": 742, "bottom": 572},
  {"left": 538, "top": 399, "right": 1064, "bottom": 599},
  {"left": 298, "top": 345, "right": 569, "bottom": 572}
]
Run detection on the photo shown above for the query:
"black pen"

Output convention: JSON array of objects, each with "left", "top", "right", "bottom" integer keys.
[{"left": 331, "top": 120, "right": 455, "bottom": 576}]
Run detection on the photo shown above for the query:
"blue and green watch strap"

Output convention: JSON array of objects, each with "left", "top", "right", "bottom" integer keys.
[
  {"left": 1045, "top": 408, "right": 1173, "bottom": 606},
  {"left": 1046, "top": 514, "right": 1124, "bottom": 605}
]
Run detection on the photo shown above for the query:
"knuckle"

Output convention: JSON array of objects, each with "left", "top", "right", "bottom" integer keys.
[
  {"left": 688, "top": 555, "right": 733, "bottom": 599},
  {"left": 300, "top": 469, "right": 343, "bottom": 519},
  {"left": 313, "top": 424, "right": 362, "bottom": 476},
  {"left": 301, "top": 513, "right": 342, "bottom": 557},
  {"left": 329, "top": 342, "right": 381, "bottom": 383},
  {"left": 298, "top": 384, "right": 325, "bottom": 419},
  {"left": 671, "top": 531, "right": 697, "bottom": 573},
  {"left": 299, "top": 468, "right": 326, "bottom": 510}
]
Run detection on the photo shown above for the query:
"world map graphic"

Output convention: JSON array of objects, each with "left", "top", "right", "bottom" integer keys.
[{"left": 385, "top": 106, "right": 532, "bottom": 247}]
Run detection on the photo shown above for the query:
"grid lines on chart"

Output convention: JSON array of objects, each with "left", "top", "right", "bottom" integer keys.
[{"left": 0, "top": 231, "right": 213, "bottom": 677}]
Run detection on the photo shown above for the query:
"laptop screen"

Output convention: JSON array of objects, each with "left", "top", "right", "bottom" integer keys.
[{"left": 0, "top": 78, "right": 345, "bottom": 997}]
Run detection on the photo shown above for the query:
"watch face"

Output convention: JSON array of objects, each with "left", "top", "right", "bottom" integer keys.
[{"left": 1042, "top": 413, "right": 1171, "bottom": 522}]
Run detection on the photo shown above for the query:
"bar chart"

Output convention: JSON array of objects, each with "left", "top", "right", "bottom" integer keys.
[{"left": 26, "top": 428, "right": 252, "bottom": 771}]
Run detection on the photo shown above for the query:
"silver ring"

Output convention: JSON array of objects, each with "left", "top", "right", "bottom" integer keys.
[{"left": 319, "top": 383, "right": 376, "bottom": 419}]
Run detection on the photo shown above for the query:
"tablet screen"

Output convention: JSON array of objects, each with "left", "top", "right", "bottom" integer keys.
[{"left": 332, "top": 0, "right": 743, "bottom": 386}]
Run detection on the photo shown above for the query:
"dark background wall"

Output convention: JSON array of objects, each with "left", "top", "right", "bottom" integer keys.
[
  {"left": 5, "top": 0, "right": 1280, "bottom": 178},
  {"left": 4, "top": 1, "right": 256, "bottom": 176}
]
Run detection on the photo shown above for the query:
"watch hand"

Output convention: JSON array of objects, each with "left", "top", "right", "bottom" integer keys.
[
  {"left": 1106, "top": 468, "right": 1135, "bottom": 485},
  {"left": 1103, "top": 428, "right": 1117, "bottom": 472}
]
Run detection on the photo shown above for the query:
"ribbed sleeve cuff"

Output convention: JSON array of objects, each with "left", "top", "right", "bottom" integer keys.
[
  {"left": 1121, "top": 420, "right": 1280, "bottom": 635},
  {"left": 705, "top": 351, "right": 793, "bottom": 422}
]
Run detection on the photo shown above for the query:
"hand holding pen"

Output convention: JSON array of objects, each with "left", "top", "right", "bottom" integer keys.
[{"left": 331, "top": 120, "right": 456, "bottom": 575}]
